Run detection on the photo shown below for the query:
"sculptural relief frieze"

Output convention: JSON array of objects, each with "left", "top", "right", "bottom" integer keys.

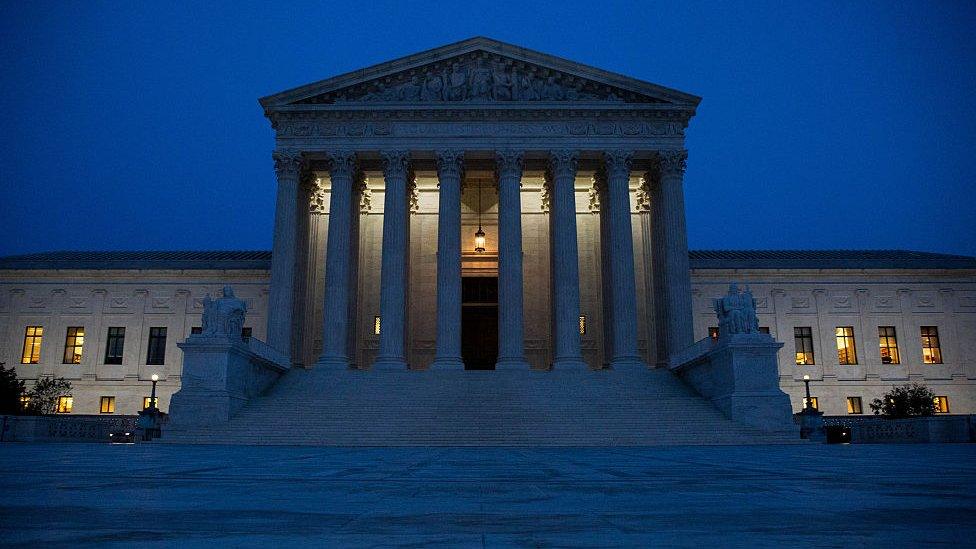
[{"left": 296, "top": 53, "right": 660, "bottom": 105}]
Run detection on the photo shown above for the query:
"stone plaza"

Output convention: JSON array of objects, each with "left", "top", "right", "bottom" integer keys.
[{"left": 1, "top": 442, "right": 974, "bottom": 546}]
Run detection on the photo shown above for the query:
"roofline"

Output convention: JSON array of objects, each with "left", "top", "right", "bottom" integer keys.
[{"left": 259, "top": 36, "right": 702, "bottom": 109}]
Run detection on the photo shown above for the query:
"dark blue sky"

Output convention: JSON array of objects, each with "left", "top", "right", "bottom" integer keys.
[{"left": 2, "top": 1, "right": 974, "bottom": 257}]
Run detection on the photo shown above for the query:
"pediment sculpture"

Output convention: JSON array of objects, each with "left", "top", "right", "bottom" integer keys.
[
  {"left": 298, "top": 53, "right": 663, "bottom": 105},
  {"left": 201, "top": 285, "right": 247, "bottom": 339}
]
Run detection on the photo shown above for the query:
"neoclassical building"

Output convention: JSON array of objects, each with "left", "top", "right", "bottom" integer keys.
[{"left": 1, "top": 38, "right": 973, "bottom": 437}]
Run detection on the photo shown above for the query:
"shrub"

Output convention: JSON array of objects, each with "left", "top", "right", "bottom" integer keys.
[
  {"left": 0, "top": 362, "right": 27, "bottom": 415},
  {"left": 25, "top": 377, "right": 73, "bottom": 416},
  {"left": 869, "top": 383, "right": 936, "bottom": 418}
]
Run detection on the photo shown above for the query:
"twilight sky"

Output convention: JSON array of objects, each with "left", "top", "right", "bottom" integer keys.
[{"left": 1, "top": 1, "right": 974, "bottom": 257}]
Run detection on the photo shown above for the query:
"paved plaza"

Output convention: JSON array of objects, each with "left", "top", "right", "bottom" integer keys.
[{"left": 0, "top": 443, "right": 974, "bottom": 547}]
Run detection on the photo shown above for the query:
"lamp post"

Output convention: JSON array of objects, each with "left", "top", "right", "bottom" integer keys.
[
  {"left": 150, "top": 373, "right": 159, "bottom": 412},
  {"left": 802, "top": 374, "right": 812, "bottom": 411},
  {"left": 473, "top": 179, "right": 486, "bottom": 253}
]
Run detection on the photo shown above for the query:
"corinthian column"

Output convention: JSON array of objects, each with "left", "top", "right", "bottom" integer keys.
[
  {"left": 650, "top": 150, "right": 694, "bottom": 366},
  {"left": 267, "top": 149, "right": 304, "bottom": 360},
  {"left": 548, "top": 150, "right": 588, "bottom": 369},
  {"left": 495, "top": 150, "right": 530, "bottom": 370},
  {"left": 603, "top": 150, "right": 646, "bottom": 368},
  {"left": 372, "top": 150, "right": 411, "bottom": 370},
  {"left": 315, "top": 151, "right": 357, "bottom": 369},
  {"left": 431, "top": 150, "right": 465, "bottom": 369}
]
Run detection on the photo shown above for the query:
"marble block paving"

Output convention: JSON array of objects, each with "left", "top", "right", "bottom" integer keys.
[{"left": 1, "top": 443, "right": 975, "bottom": 547}]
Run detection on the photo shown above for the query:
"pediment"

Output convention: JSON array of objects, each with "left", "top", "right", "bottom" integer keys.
[{"left": 261, "top": 37, "right": 700, "bottom": 108}]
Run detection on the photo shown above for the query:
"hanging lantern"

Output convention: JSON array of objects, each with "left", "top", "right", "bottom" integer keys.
[{"left": 473, "top": 179, "right": 486, "bottom": 253}]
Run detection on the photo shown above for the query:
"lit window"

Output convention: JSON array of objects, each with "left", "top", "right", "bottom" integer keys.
[
  {"left": 708, "top": 327, "right": 719, "bottom": 341},
  {"left": 99, "top": 396, "right": 116, "bottom": 414},
  {"left": 146, "top": 327, "right": 167, "bottom": 365},
  {"left": 21, "top": 326, "right": 43, "bottom": 364},
  {"left": 846, "top": 396, "right": 863, "bottom": 414},
  {"left": 62, "top": 327, "right": 85, "bottom": 364},
  {"left": 104, "top": 327, "right": 125, "bottom": 365},
  {"left": 835, "top": 327, "right": 857, "bottom": 365},
  {"left": 242, "top": 327, "right": 252, "bottom": 341},
  {"left": 57, "top": 396, "right": 73, "bottom": 414},
  {"left": 921, "top": 326, "right": 942, "bottom": 364},
  {"left": 578, "top": 315, "right": 586, "bottom": 335},
  {"left": 877, "top": 326, "right": 899, "bottom": 364},
  {"left": 20, "top": 396, "right": 30, "bottom": 410},
  {"left": 143, "top": 397, "right": 158, "bottom": 410},
  {"left": 933, "top": 396, "right": 949, "bottom": 413},
  {"left": 794, "top": 327, "right": 815, "bottom": 365},
  {"left": 373, "top": 316, "right": 381, "bottom": 335},
  {"left": 802, "top": 396, "right": 819, "bottom": 411}
]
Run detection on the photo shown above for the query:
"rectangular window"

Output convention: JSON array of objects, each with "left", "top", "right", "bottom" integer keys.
[
  {"left": 921, "top": 326, "right": 942, "bottom": 364},
  {"left": 373, "top": 316, "right": 381, "bottom": 335},
  {"left": 20, "top": 396, "right": 30, "bottom": 410},
  {"left": 846, "top": 396, "right": 863, "bottom": 414},
  {"left": 803, "top": 396, "right": 819, "bottom": 411},
  {"left": 241, "top": 327, "right": 252, "bottom": 341},
  {"left": 877, "top": 326, "right": 899, "bottom": 364},
  {"left": 794, "top": 327, "right": 815, "bottom": 365},
  {"left": 933, "top": 396, "right": 949, "bottom": 413},
  {"left": 708, "top": 327, "right": 720, "bottom": 340},
  {"left": 146, "top": 327, "right": 167, "bottom": 365},
  {"left": 758, "top": 326, "right": 770, "bottom": 334},
  {"left": 99, "top": 396, "right": 116, "bottom": 413},
  {"left": 578, "top": 315, "right": 586, "bottom": 335},
  {"left": 190, "top": 326, "right": 202, "bottom": 335},
  {"left": 143, "top": 396, "right": 158, "bottom": 410},
  {"left": 62, "top": 327, "right": 85, "bottom": 364},
  {"left": 21, "top": 326, "right": 44, "bottom": 364},
  {"left": 57, "top": 396, "right": 73, "bottom": 413},
  {"left": 104, "top": 327, "right": 125, "bottom": 364},
  {"left": 835, "top": 327, "right": 857, "bottom": 365}
]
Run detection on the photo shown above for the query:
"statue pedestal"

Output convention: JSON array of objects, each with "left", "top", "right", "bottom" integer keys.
[
  {"left": 672, "top": 333, "right": 796, "bottom": 434},
  {"left": 168, "top": 335, "right": 289, "bottom": 427},
  {"left": 797, "top": 408, "right": 826, "bottom": 441}
]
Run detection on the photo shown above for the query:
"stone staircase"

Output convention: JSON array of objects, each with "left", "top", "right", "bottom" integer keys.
[{"left": 163, "top": 367, "right": 800, "bottom": 446}]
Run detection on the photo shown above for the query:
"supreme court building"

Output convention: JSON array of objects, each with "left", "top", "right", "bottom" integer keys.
[{"left": 1, "top": 38, "right": 974, "bottom": 441}]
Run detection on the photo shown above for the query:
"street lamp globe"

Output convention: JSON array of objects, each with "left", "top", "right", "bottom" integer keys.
[{"left": 151, "top": 373, "right": 159, "bottom": 382}]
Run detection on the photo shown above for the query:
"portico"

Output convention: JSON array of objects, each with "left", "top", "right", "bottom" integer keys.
[{"left": 260, "top": 37, "right": 701, "bottom": 372}]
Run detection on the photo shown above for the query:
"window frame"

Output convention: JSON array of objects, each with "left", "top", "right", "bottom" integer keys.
[
  {"left": 793, "top": 327, "right": 815, "bottom": 365},
  {"left": 846, "top": 396, "right": 863, "bottom": 414},
  {"left": 104, "top": 326, "right": 125, "bottom": 365},
  {"left": 933, "top": 396, "right": 949, "bottom": 414},
  {"left": 920, "top": 326, "right": 943, "bottom": 364},
  {"left": 99, "top": 396, "right": 116, "bottom": 414},
  {"left": 803, "top": 396, "right": 819, "bottom": 411},
  {"left": 835, "top": 326, "right": 858, "bottom": 365},
  {"left": 56, "top": 395, "right": 73, "bottom": 414},
  {"left": 143, "top": 396, "right": 158, "bottom": 410},
  {"left": 21, "top": 326, "right": 44, "bottom": 364},
  {"left": 146, "top": 327, "right": 168, "bottom": 365},
  {"left": 877, "top": 326, "right": 900, "bottom": 365},
  {"left": 62, "top": 326, "right": 85, "bottom": 364}
]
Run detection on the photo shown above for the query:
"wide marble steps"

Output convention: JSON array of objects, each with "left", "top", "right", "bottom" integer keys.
[{"left": 163, "top": 367, "right": 800, "bottom": 446}]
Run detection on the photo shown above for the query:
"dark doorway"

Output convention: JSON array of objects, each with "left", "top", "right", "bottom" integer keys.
[{"left": 462, "top": 276, "right": 498, "bottom": 370}]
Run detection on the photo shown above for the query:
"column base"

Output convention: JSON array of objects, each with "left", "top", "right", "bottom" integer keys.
[
  {"left": 495, "top": 357, "right": 531, "bottom": 370},
  {"left": 609, "top": 356, "right": 650, "bottom": 370},
  {"left": 430, "top": 357, "right": 465, "bottom": 369},
  {"left": 551, "top": 358, "right": 589, "bottom": 370},
  {"left": 314, "top": 356, "right": 351, "bottom": 370},
  {"left": 371, "top": 357, "right": 409, "bottom": 371}
]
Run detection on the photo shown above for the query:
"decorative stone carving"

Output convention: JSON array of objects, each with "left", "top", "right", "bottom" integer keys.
[
  {"left": 494, "top": 150, "right": 523, "bottom": 181},
  {"left": 713, "top": 283, "right": 761, "bottom": 336},
  {"left": 409, "top": 176, "right": 420, "bottom": 213},
  {"left": 540, "top": 179, "right": 551, "bottom": 213},
  {"left": 359, "top": 176, "right": 372, "bottom": 212},
  {"left": 547, "top": 150, "right": 579, "bottom": 182},
  {"left": 588, "top": 175, "right": 603, "bottom": 213},
  {"left": 328, "top": 150, "right": 357, "bottom": 180},
  {"left": 309, "top": 177, "right": 327, "bottom": 214},
  {"left": 657, "top": 149, "right": 688, "bottom": 177},
  {"left": 201, "top": 285, "right": 247, "bottom": 338},
  {"left": 272, "top": 149, "right": 304, "bottom": 179},
  {"left": 298, "top": 53, "right": 654, "bottom": 105},
  {"left": 635, "top": 176, "right": 651, "bottom": 212},
  {"left": 436, "top": 149, "right": 465, "bottom": 181}
]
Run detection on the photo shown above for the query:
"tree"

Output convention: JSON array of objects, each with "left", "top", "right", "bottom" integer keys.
[
  {"left": 0, "top": 362, "right": 27, "bottom": 415},
  {"left": 870, "top": 383, "right": 937, "bottom": 418},
  {"left": 25, "top": 377, "right": 73, "bottom": 416}
]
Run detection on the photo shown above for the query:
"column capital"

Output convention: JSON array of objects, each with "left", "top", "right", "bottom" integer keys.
[
  {"left": 603, "top": 150, "right": 634, "bottom": 179},
  {"left": 495, "top": 150, "right": 524, "bottom": 181},
  {"left": 656, "top": 149, "right": 688, "bottom": 177},
  {"left": 272, "top": 149, "right": 305, "bottom": 179},
  {"left": 436, "top": 149, "right": 465, "bottom": 181},
  {"left": 381, "top": 150, "right": 411, "bottom": 179},
  {"left": 327, "top": 151, "right": 358, "bottom": 180},
  {"left": 547, "top": 149, "right": 579, "bottom": 181}
]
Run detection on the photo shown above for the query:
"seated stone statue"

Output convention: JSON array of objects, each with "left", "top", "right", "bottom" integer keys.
[
  {"left": 713, "top": 283, "right": 761, "bottom": 337},
  {"left": 201, "top": 285, "right": 247, "bottom": 339}
]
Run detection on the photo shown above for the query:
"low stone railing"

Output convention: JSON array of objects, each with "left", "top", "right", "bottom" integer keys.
[
  {"left": 1, "top": 414, "right": 138, "bottom": 443},
  {"left": 823, "top": 415, "right": 975, "bottom": 444}
]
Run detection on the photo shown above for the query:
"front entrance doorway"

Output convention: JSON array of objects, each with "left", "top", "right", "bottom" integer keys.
[{"left": 461, "top": 276, "right": 498, "bottom": 370}]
